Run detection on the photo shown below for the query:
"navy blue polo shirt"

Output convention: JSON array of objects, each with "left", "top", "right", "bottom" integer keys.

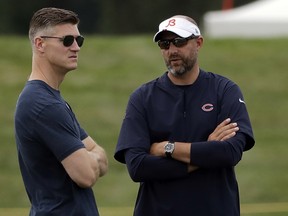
[
  {"left": 15, "top": 80, "right": 99, "bottom": 216},
  {"left": 115, "top": 70, "right": 255, "bottom": 216}
]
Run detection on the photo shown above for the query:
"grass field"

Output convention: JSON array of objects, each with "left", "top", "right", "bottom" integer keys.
[
  {"left": 1, "top": 35, "right": 288, "bottom": 214},
  {"left": 1, "top": 203, "right": 288, "bottom": 216}
]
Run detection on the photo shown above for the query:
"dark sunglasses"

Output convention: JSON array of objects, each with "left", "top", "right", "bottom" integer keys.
[
  {"left": 157, "top": 35, "right": 198, "bottom": 50},
  {"left": 40, "top": 35, "right": 84, "bottom": 47}
]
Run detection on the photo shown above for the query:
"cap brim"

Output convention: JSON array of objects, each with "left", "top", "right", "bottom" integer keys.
[{"left": 153, "top": 28, "right": 193, "bottom": 42}]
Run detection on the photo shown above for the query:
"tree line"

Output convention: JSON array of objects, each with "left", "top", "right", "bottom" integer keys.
[{"left": 0, "top": 0, "right": 256, "bottom": 35}]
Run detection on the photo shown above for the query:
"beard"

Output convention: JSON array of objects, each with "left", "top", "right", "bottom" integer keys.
[{"left": 166, "top": 52, "right": 197, "bottom": 77}]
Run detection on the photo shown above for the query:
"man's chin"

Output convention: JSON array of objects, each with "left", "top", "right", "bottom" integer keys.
[
  {"left": 67, "top": 64, "right": 78, "bottom": 71},
  {"left": 168, "top": 67, "right": 186, "bottom": 77}
]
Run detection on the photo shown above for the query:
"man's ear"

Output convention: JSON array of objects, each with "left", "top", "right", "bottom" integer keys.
[
  {"left": 196, "top": 36, "right": 204, "bottom": 50},
  {"left": 34, "top": 37, "right": 45, "bottom": 52}
]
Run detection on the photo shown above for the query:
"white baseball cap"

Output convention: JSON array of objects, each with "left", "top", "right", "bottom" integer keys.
[{"left": 153, "top": 17, "right": 201, "bottom": 42}]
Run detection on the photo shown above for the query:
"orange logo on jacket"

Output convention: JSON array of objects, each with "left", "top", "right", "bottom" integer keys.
[{"left": 202, "top": 103, "right": 214, "bottom": 112}]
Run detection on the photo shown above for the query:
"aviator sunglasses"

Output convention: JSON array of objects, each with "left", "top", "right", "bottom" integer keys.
[
  {"left": 158, "top": 35, "right": 198, "bottom": 50},
  {"left": 40, "top": 35, "right": 84, "bottom": 47}
]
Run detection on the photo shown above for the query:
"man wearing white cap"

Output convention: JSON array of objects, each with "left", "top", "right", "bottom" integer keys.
[{"left": 115, "top": 15, "right": 255, "bottom": 216}]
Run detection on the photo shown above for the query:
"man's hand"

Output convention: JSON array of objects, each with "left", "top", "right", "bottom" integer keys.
[
  {"left": 82, "top": 136, "right": 109, "bottom": 178},
  {"left": 208, "top": 118, "right": 239, "bottom": 141}
]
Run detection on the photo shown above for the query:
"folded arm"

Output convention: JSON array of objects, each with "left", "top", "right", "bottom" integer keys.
[
  {"left": 61, "top": 136, "right": 108, "bottom": 188},
  {"left": 82, "top": 136, "right": 109, "bottom": 177},
  {"left": 150, "top": 118, "right": 239, "bottom": 165},
  {"left": 125, "top": 118, "right": 240, "bottom": 182}
]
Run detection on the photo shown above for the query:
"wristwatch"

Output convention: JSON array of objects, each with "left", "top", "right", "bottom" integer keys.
[{"left": 164, "top": 141, "right": 175, "bottom": 158}]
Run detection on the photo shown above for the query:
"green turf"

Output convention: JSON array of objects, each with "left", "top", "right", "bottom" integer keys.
[
  {"left": 1, "top": 35, "right": 288, "bottom": 214},
  {"left": 1, "top": 206, "right": 288, "bottom": 216}
]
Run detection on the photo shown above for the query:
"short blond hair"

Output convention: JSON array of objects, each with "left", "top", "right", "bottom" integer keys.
[{"left": 29, "top": 7, "right": 80, "bottom": 44}]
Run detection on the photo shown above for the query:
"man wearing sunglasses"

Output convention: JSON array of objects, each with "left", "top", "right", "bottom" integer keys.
[
  {"left": 14, "top": 7, "right": 108, "bottom": 216},
  {"left": 115, "top": 15, "right": 254, "bottom": 216}
]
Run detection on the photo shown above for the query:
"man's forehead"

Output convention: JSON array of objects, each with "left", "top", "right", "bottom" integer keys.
[{"left": 158, "top": 31, "right": 179, "bottom": 40}]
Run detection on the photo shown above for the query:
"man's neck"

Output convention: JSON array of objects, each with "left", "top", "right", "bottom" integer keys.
[
  {"left": 29, "top": 65, "right": 64, "bottom": 90},
  {"left": 168, "top": 67, "right": 200, "bottom": 86}
]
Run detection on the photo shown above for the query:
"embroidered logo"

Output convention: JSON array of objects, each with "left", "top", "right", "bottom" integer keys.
[
  {"left": 165, "top": 19, "right": 176, "bottom": 27},
  {"left": 239, "top": 98, "right": 245, "bottom": 104},
  {"left": 202, "top": 103, "right": 214, "bottom": 112}
]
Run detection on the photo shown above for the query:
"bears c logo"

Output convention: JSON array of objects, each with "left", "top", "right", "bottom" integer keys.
[{"left": 202, "top": 103, "right": 214, "bottom": 112}]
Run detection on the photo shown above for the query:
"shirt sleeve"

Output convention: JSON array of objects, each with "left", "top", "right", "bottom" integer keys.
[
  {"left": 124, "top": 148, "right": 189, "bottom": 182},
  {"left": 190, "top": 133, "right": 247, "bottom": 167},
  {"left": 114, "top": 89, "right": 150, "bottom": 163},
  {"left": 191, "top": 83, "right": 255, "bottom": 167},
  {"left": 218, "top": 82, "right": 255, "bottom": 151},
  {"left": 34, "top": 103, "right": 85, "bottom": 161},
  {"left": 115, "top": 90, "right": 190, "bottom": 181}
]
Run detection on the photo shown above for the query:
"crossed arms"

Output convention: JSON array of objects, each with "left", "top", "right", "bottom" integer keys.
[
  {"left": 150, "top": 118, "right": 239, "bottom": 172},
  {"left": 124, "top": 118, "right": 244, "bottom": 182},
  {"left": 61, "top": 136, "right": 108, "bottom": 188}
]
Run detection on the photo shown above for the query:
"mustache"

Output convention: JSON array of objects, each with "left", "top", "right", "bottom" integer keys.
[{"left": 168, "top": 54, "right": 182, "bottom": 61}]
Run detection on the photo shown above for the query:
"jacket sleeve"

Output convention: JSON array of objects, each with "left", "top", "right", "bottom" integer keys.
[
  {"left": 115, "top": 89, "right": 190, "bottom": 181},
  {"left": 124, "top": 148, "right": 190, "bottom": 182},
  {"left": 190, "top": 132, "right": 247, "bottom": 168},
  {"left": 190, "top": 81, "right": 255, "bottom": 167}
]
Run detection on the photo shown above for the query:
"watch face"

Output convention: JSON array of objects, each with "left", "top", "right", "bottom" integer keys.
[
  {"left": 165, "top": 142, "right": 175, "bottom": 158},
  {"left": 165, "top": 144, "right": 173, "bottom": 151},
  {"left": 165, "top": 142, "right": 175, "bottom": 153}
]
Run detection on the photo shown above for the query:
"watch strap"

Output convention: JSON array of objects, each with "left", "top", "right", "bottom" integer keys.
[{"left": 165, "top": 141, "right": 175, "bottom": 158}]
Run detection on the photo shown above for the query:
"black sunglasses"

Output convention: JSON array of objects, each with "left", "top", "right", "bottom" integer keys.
[
  {"left": 157, "top": 35, "right": 198, "bottom": 50},
  {"left": 40, "top": 35, "right": 84, "bottom": 47}
]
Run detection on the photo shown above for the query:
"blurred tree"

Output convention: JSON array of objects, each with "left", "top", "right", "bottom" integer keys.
[
  {"left": 0, "top": 0, "right": 100, "bottom": 34},
  {"left": 42, "top": 0, "right": 101, "bottom": 33},
  {"left": 100, "top": 0, "right": 220, "bottom": 34},
  {"left": 100, "top": 0, "right": 256, "bottom": 34},
  {"left": 0, "top": 0, "right": 257, "bottom": 35}
]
